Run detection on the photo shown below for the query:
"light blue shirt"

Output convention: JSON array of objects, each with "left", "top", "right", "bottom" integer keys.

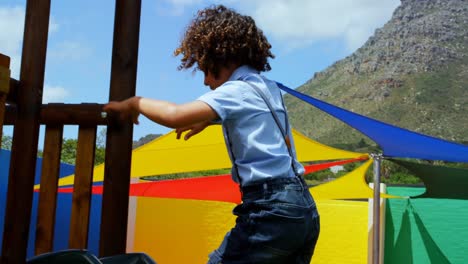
[{"left": 197, "top": 65, "right": 304, "bottom": 185}]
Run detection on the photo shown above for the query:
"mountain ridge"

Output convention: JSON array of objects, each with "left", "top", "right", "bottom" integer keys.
[{"left": 284, "top": 0, "right": 468, "bottom": 148}]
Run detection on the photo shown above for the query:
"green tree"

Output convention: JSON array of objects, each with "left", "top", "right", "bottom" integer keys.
[
  {"left": 304, "top": 169, "right": 335, "bottom": 182},
  {"left": 3, "top": 134, "right": 43, "bottom": 157},
  {"left": 60, "top": 127, "right": 106, "bottom": 165},
  {"left": 142, "top": 168, "right": 231, "bottom": 181},
  {"left": 96, "top": 127, "right": 106, "bottom": 148},
  {"left": 61, "top": 138, "right": 78, "bottom": 165},
  {"left": 382, "top": 172, "right": 421, "bottom": 185},
  {"left": 94, "top": 127, "right": 106, "bottom": 165},
  {"left": 94, "top": 147, "right": 105, "bottom": 165},
  {"left": 365, "top": 159, "right": 423, "bottom": 185},
  {"left": 356, "top": 138, "right": 368, "bottom": 148},
  {"left": 1, "top": 135, "right": 12, "bottom": 150},
  {"left": 343, "top": 161, "right": 361, "bottom": 172}
]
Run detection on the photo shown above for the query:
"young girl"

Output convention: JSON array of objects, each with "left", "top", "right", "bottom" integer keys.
[{"left": 104, "top": 5, "right": 319, "bottom": 263}]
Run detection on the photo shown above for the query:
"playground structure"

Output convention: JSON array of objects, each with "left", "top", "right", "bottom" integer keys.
[
  {"left": 1, "top": 1, "right": 468, "bottom": 263},
  {"left": 2, "top": 125, "right": 468, "bottom": 263},
  {"left": 1, "top": 127, "right": 379, "bottom": 263},
  {"left": 0, "top": 1, "right": 386, "bottom": 263},
  {"left": 0, "top": 1, "right": 142, "bottom": 263},
  {"left": 0, "top": 1, "right": 375, "bottom": 262}
]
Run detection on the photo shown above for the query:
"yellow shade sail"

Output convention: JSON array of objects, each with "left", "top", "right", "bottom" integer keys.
[
  {"left": 310, "top": 159, "right": 398, "bottom": 200},
  {"left": 50, "top": 125, "right": 365, "bottom": 187},
  {"left": 131, "top": 197, "right": 371, "bottom": 263}
]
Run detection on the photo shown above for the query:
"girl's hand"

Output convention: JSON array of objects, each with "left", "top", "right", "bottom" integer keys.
[
  {"left": 175, "top": 121, "right": 210, "bottom": 140},
  {"left": 103, "top": 97, "right": 141, "bottom": 124}
]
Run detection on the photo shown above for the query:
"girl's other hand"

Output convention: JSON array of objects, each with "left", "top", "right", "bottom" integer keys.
[{"left": 103, "top": 97, "right": 141, "bottom": 125}]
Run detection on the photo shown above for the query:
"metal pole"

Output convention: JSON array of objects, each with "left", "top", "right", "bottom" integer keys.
[{"left": 371, "top": 153, "right": 382, "bottom": 264}]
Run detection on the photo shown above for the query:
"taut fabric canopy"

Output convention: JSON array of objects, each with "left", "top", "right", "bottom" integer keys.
[
  {"left": 277, "top": 82, "right": 468, "bottom": 163},
  {"left": 55, "top": 158, "right": 366, "bottom": 203},
  {"left": 390, "top": 159, "right": 468, "bottom": 199},
  {"left": 50, "top": 125, "right": 365, "bottom": 187},
  {"left": 309, "top": 159, "right": 398, "bottom": 200}
]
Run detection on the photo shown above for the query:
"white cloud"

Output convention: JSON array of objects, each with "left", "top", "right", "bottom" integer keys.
[
  {"left": 0, "top": 6, "right": 23, "bottom": 55},
  {"left": 245, "top": 0, "right": 400, "bottom": 52},
  {"left": 49, "top": 17, "right": 60, "bottom": 33},
  {"left": 0, "top": 6, "right": 25, "bottom": 78},
  {"left": 160, "top": 0, "right": 400, "bottom": 52},
  {"left": 0, "top": 5, "right": 61, "bottom": 78},
  {"left": 167, "top": 0, "right": 204, "bottom": 5},
  {"left": 43, "top": 84, "right": 71, "bottom": 103},
  {"left": 49, "top": 40, "right": 91, "bottom": 61},
  {"left": 158, "top": 0, "right": 204, "bottom": 16}
]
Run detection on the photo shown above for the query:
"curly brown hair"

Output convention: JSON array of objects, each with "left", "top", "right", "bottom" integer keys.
[{"left": 174, "top": 5, "right": 275, "bottom": 78}]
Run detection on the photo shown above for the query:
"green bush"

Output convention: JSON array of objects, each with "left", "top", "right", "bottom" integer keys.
[{"left": 142, "top": 168, "right": 231, "bottom": 181}]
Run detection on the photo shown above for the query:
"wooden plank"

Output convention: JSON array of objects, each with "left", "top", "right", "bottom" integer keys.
[
  {"left": 2, "top": 104, "right": 15, "bottom": 125},
  {"left": 99, "top": 0, "right": 141, "bottom": 257},
  {"left": 35, "top": 125, "right": 64, "bottom": 255},
  {"left": 0, "top": 94, "right": 6, "bottom": 145},
  {"left": 6, "top": 78, "right": 19, "bottom": 104},
  {"left": 0, "top": 54, "right": 10, "bottom": 94},
  {"left": 69, "top": 126, "right": 97, "bottom": 249},
  {"left": 1, "top": 1, "right": 51, "bottom": 263},
  {"left": 0, "top": 54, "right": 10, "bottom": 146},
  {"left": 40, "top": 103, "right": 107, "bottom": 125},
  {"left": 0, "top": 54, "right": 10, "bottom": 67},
  {"left": 4, "top": 103, "right": 108, "bottom": 126}
]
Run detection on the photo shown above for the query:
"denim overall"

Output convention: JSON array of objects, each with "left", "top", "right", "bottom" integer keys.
[{"left": 208, "top": 81, "right": 320, "bottom": 264}]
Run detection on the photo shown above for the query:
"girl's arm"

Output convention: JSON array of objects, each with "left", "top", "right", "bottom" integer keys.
[{"left": 103, "top": 96, "right": 218, "bottom": 129}]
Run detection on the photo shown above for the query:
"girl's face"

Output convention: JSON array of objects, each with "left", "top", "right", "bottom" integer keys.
[
  {"left": 203, "top": 71, "right": 225, "bottom": 90},
  {"left": 203, "top": 64, "right": 238, "bottom": 90}
]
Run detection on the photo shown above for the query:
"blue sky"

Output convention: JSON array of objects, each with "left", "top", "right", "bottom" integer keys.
[{"left": 0, "top": 0, "right": 400, "bottom": 143}]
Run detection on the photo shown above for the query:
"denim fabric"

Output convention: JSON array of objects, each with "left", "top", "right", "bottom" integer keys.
[{"left": 208, "top": 177, "right": 320, "bottom": 264}]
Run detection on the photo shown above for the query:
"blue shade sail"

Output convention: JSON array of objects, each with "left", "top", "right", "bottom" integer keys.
[
  {"left": 277, "top": 82, "right": 468, "bottom": 162},
  {"left": 0, "top": 149, "right": 101, "bottom": 258}
]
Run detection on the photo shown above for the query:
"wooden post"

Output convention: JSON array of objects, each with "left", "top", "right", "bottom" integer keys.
[
  {"left": 99, "top": 0, "right": 141, "bottom": 257},
  {"left": 0, "top": 1, "right": 51, "bottom": 263},
  {"left": 0, "top": 53, "right": 10, "bottom": 146},
  {"left": 35, "top": 125, "right": 64, "bottom": 255},
  {"left": 69, "top": 126, "right": 97, "bottom": 249}
]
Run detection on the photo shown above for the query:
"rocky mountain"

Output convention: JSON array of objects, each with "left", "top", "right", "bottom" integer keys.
[{"left": 285, "top": 0, "right": 468, "bottom": 149}]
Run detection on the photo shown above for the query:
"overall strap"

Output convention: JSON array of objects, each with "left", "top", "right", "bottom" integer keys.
[
  {"left": 243, "top": 81, "right": 300, "bottom": 176},
  {"left": 223, "top": 126, "right": 243, "bottom": 184}
]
